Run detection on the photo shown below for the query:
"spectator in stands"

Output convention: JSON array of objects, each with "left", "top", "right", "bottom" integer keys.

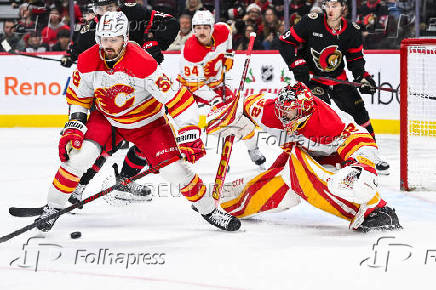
[
  {"left": 167, "top": 14, "right": 193, "bottom": 51},
  {"left": 357, "top": 0, "right": 389, "bottom": 49},
  {"left": 234, "top": 24, "right": 264, "bottom": 50},
  {"left": 0, "top": 20, "right": 25, "bottom": 53},
  {"left": 270, "top": 19, "right": 285, "bottom": 50},
  {"left": 183, "top": 0, "right": 203, "bottom": 17},
  {"left": 41, "top": 8, "right": 70, "bottom": 47},
  {"left": 51, "top": 29, "right": 70, "bottom": 51},
  {"left": 243, "top": 3, "right": 264, "bottom": 38},
  {"left": 256, "top": 0, "right": 271, "bottom": 13},
  {"left": 232, "top": 19, "right": 245, "bottom": 50},
  {"left": 18, "top": 4, "right": 36, "bottom": 32},
  {"left": 23, "top": 31, "right": 49, "bottom": 53},
  {"left": 290, "top": 0, "right": 313, "bottom": 17},
  {"left": 262, "top": 8, "right": 279, "bottom": 49}
]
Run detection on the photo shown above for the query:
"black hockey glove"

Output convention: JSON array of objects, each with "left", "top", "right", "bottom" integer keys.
[
  {"left": 60, "top": 55, "right": 73, "bottom": 68},
  {"left": 355, "top": 75, "right": 376, "bottom": 95},
  {"left": 143, "top": 41, "right": 164, "bottom": 64},
  {"left": 290, "top": 59, "right": 310, "bottom": 85}
]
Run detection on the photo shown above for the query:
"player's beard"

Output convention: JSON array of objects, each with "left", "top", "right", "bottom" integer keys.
[{"left": 104, "top": 48, "right": 119, "bottom": 60}]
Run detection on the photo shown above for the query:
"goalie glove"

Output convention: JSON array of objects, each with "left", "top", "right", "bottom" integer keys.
[
  {"left": 327, "top": 162, "right": 378, "bottom": 204},
  {"left": 176, "top": 126, "right": 206, "bottom": 163},
  {"left": 206, "top": 97, "right": 255, "bottom": 140},
  {"left": 58, "top": 120, "right": 87, "bottom": 162}
]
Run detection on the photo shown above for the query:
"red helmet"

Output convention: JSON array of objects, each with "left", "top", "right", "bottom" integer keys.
[{"left": 274, "top": 82, "right": 314, "bottom": 134}]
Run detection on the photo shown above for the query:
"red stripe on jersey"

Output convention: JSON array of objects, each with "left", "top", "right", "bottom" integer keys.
[
  {"left": 290, "top": 27, "right": 305, "bottom": 43},
  {"left": 145, "top": 10, "right": 156, "bottom": 35},
  {"left": 347, "top": 56, "right": 363, "bottom": 62},
  {"left": 259, "top": 184, "right": 289, "bottom": 212},
  {"left": 347, "top": 45, "right": 363, "bottom": 54}
]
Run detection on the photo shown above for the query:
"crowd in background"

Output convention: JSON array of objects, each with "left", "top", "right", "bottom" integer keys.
[{"left": 1, "top": 0, "right": 435, "bottom": 54}]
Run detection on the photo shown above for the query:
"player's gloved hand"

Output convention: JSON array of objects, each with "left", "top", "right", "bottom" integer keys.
[
  {"left": 58, "top": 120, "right": 87, "bottom": 162},
  {"left": 143, "top": 41, "right": 164, "bottom": 64},
  {"left": 60, "top": 55, "right": 73, "bottom": 68},
  {"left": 290, "top": 59, "right": 310, "bottom": 85},
  {"left": 176, "top": 126, "right": 206, "bottom": 163},
  {"left": 355, "top": 74, "right": 376, "bottom": 94}
]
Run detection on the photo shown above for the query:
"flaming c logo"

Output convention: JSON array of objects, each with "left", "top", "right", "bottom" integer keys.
[
  {"left": 94, "top": 84, "right": 135, "bottom": 115},
  {"left": 204, "top": 54, "right": 225, "bottom": 79},
  {"left": 311, "top": 45, "right": 342, "bottom": 72}
]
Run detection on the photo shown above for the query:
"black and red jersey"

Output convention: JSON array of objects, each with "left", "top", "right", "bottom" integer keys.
[
  {"left": 279, "top": 12, "right": 366, "bottom": 82},
  {"left": 69, "top": 4, "right": 179, "bottom": 61}
]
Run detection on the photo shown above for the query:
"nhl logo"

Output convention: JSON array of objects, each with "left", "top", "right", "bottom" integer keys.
[{"left": 261, "top": 65, "right": 273, "bottom": 82}]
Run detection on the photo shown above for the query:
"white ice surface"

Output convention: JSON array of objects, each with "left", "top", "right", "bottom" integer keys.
[{"left": 1, "top": 129, "right": 436, "bottom": 290}]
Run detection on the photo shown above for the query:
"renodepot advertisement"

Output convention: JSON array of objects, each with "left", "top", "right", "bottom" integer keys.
[{"left": 0, "top": 51, "right": 400, "bottom": 131}]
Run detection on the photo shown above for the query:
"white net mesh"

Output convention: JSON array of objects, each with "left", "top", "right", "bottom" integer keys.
[{"left": 406, "top": 44, "right": 436, "bottom": 190}]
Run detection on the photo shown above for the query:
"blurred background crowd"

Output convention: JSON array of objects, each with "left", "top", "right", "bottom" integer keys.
[{"left": 1, "top": 0, "right": 435, "bottom": 54}]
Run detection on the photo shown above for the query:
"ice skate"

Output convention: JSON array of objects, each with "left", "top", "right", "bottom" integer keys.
[
  {"left": 202, "top": 208, "right": 241, "bottom": 231},
  {"left": 35, "top": 205, "right": 61, "bottom": 232},
  {"left": 356, "top": 206, "right": 402, "bottom": 232}
]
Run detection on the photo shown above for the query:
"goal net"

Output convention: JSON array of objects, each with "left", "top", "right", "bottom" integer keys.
[{"left": 400, "top": 38, "right": 436, "bottom": 191}]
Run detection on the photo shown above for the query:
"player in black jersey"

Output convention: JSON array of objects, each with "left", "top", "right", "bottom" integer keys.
[
  {"left": 61, "top": 0, "right": 179, "bottom": 67},
  {"left": 61, "top": 0, "right": 180, "bottom": 205},
  {"left": 278, "top": 0, "right": 389, "bottom": 173}
]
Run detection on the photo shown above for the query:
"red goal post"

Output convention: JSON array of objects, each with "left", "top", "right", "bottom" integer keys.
[{"left": 400, "top": 38, "right": 436, "bottom": 191}]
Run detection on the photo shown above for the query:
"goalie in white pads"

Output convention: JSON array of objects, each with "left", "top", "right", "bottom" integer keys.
[
  {"left": 207, "top": 82, "right": 402, "bottom": 232},
  {"left": 177, "top": 10, "right": 266, "bottom": 168},
  {"left": 35, "top": 11, "right": 240, "bottom": 232}
]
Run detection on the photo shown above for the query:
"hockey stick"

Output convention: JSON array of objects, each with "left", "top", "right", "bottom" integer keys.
[
  {"left": 312, "top": 76, "right": 398, "bottom": 93},
  {"left": 0, "top": 156, "right": 179, "bottom": 244},
  {"left": 10, "top": 51, "right": 76, "bottom": 64},
  {"left": 211, "top": 32, "right": 256, "bottom": 204},
  {"left": 9, "top": 206, "right": 44, "bottom": 217}
]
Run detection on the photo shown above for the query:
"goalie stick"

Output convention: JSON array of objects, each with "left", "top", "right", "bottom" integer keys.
[
  {"left": 311, "top": 76, "right": 398, "bottom": 93},
  {"left": 0, "top": 156, "right": 179, "bottom": 244},
  {"left": 211, "top": 32, "right": 256, "bottom": 205}
]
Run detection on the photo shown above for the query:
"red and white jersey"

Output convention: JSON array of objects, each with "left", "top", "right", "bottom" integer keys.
[
  {"left": 177, "top": 23, "right": 233, "bottom": 103},
  {"left": 244, "top": 93, "right": 377, "bottom": 161},
  {"left": 66, "top": 42, "right": 199, "bottom": 129}
]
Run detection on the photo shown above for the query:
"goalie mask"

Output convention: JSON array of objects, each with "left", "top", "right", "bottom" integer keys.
[{"left": 274, "top": 82, "right": 314, "bottom": 134}]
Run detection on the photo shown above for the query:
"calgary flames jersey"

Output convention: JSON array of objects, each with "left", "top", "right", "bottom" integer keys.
[
  {"left": 177, "top": 23, "right": 233, "bottom": 102},
  {"left": 279, "top": 13, "right": 366, "bottom": 81},
  {"left": 244, "top": 93, "right": 376, "bottom": 161},
  {"left": 66, "top": 42, "right": 199, "bottom": 129}
]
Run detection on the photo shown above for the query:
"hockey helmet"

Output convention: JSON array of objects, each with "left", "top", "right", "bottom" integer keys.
[
  {"left": 95, "top": 11, "right": 129, "bottom": 48},
  {"left": 192, "top": 10, "right": 215, "bottom": 33},
  {"left": 274, "top": 82, "right": 314, "bottom": 134}
]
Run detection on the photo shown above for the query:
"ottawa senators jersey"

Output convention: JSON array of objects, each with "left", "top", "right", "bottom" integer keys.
[
  {"left": 177, "top": 23, "right": 233, "bottom": 103},
  {"left": 66, "top": 42, "right": 199, "bottom": 129},
  {"left": 243, "top": 93, "right": 376, "bottom": 161},
  {"left": 279, "top": 13, "right": 366, "bottom": 81}
]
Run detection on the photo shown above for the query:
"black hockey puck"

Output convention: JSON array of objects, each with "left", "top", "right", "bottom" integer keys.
[{"left": 70, "top": 231, "right": 81, "bottom": 239}]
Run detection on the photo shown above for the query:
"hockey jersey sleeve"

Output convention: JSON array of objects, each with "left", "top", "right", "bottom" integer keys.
[
  {"left": 345, "top": 23, "right": 366, "bottom": 79},
  {"left": 65, "top": 69, "right": 95, "bottom": 117},
  {"left": 145, "top": 65, "right": 200, "bottom": 129},
  {"left": 278, "top": 15, "right": 312, "bottom": 69},
  {"left": 145, "top": 10, "right": 179, "bottom": 51},
  {"left": 244, "top": 93, "right": 284, "bottom": 130}
]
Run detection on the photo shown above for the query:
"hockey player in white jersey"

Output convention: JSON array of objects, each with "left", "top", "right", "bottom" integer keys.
[
  {"left": 177, "top": 10, "right": 267, "bottom": 168},
  {"left": 35, "top": 11, "right": 240, "bottom": 232}
]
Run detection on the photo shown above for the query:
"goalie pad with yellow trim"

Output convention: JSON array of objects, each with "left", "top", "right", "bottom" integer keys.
[{"left": 221, "top": 146, "right": 386, "bottom": 225}]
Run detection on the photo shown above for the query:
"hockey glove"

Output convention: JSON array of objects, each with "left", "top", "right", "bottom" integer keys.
[
  {"left": 59, "top": 120, "right": 87, "bottom": 162},
  {"left": 176, "top": 126, "right": 206, "bottom": 163},
  {"left": 290, "top": 59, "right": 310, "bottom": 85},
  {"left": 60, "top": 55, "right": 73, "bottom": 68},
  {"left": 355, "top": 74, "right": 376, "bottom": 95},
  {"left": 143, "top": 41, "right": 164, "bottom": 64}
]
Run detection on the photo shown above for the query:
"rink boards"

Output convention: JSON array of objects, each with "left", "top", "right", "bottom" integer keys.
[{"left": 0, "top": 50, "right": 402, "bottom": 133}]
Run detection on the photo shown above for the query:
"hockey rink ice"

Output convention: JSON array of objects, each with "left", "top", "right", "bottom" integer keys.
[{"left": 1, "top": 128, "right": 436, "bottom": 290}]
